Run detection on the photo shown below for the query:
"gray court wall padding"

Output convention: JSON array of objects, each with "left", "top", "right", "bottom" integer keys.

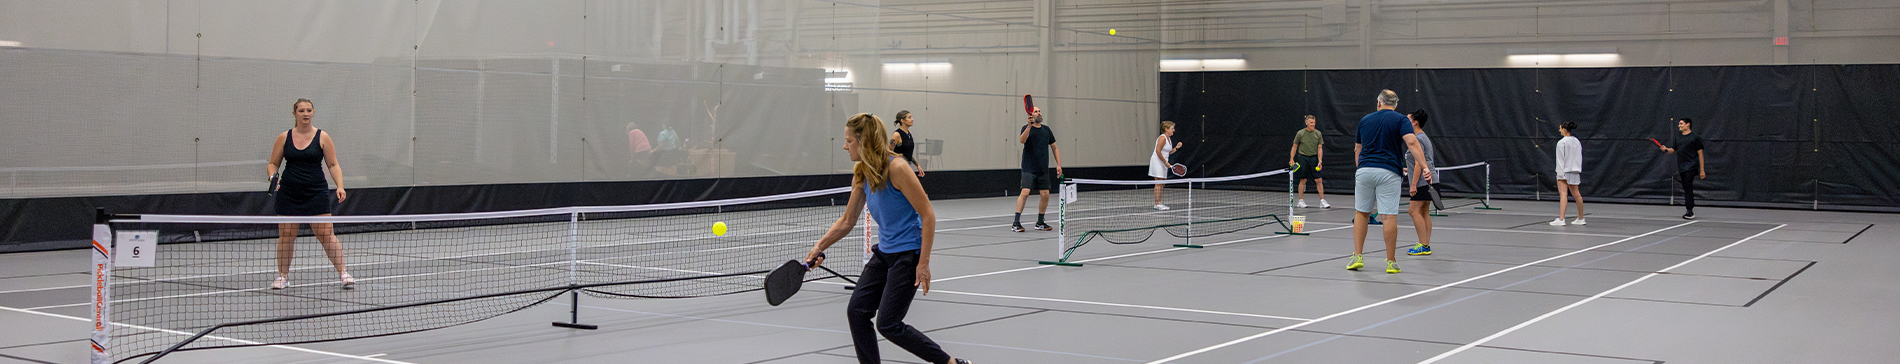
[{"left": 1160, "top": 65, "right": 1900, "bottom": 212}]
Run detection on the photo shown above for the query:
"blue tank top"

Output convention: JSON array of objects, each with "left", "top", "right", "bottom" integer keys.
[{"left": 866, "top": 158, "right": 923, "bottom": 253}]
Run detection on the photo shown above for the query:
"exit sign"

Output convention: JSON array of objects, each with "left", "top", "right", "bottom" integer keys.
[{"left": 1774, "top": 37, "right": 1789, "bottom": 46}]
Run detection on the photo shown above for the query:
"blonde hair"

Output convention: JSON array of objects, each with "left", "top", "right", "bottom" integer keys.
[
  {"left": 1160, "top": 120, "right": 1175, "bottom": 133},
  {"left": 847, "top": 113, "right": 895, "bottom": 192}
]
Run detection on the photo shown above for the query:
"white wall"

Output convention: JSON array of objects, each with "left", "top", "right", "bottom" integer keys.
[{"left": 0, "top": 0, "right": 1892, "bottom": 198}]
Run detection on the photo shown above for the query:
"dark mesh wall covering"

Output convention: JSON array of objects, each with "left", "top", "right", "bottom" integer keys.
[{"left": 1161, "top": 65, "right": 1900, "bottom": 212}]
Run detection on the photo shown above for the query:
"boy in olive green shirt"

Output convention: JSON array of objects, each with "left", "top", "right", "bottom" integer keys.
[{"left": 1289, "top": 115, "right": 1330, "bottom": 208}]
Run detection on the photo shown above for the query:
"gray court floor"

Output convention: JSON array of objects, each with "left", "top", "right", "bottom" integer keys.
[{"left": 3, "top": 194, "right": 1896, "bottom": 363}]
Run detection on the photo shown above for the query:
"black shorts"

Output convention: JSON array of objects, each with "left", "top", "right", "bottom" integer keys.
[
  {"left": 1409, "top": 183, "right": 1439, "bottom": 201},
  {"left": 1020, "top": 170, "right": 1056, "bottom": 191},
  {"left": 1294, "top": 154, "right": 1322, "bottom": 180}
]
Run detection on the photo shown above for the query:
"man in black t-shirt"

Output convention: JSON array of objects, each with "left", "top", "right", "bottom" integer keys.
[
  {"left": 1659, "top": 118, "right": 1706, "bottom": 220},
  {"left": 1012, "top": 108, "right": 1064, "bottom": 232}
]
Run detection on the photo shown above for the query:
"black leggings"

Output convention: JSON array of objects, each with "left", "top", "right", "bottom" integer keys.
[
  {"left": 848, "top": 249, "right": 950, "bottom": 364},
  {"left": 1677, "top": 170, "right": 1698, "bottom": 214}
]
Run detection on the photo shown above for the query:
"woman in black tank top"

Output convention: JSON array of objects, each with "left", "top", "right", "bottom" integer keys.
[
  {"left": 889, "top": 110, "right": 923, "bottom": 176},
  {"left": 265, "top": 99, "right": 353, "bottom": 289}
]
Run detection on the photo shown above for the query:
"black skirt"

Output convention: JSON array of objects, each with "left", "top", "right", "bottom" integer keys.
[{"left": 274, "top": 185, "right": 335, "bottom": 216}]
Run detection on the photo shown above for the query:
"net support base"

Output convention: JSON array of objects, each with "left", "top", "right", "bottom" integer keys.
[
  {"left": 1474, "top": 207, "right": 1503, "bottom": 210},
  {"left": 1171, "top": 244, "right": 1204, "bottom": 248},
  {"left": 1274, "top": 232, "right": 1310, "bottom": 236},
  {"left": 552, "top": 290, "right": 597, "bottom": 330},
  {"left": 1430, "top": 212, "right": 1449, "bottom": 217},
  {"left": 552, "top": 322, "right": 599, "bottom": 330},
  {"left": 1037, "top": 261, "right": 1083, "bottom": 267}
]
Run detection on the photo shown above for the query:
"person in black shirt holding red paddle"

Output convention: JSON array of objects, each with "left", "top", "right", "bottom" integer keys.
[{"left": 1658, "top": 118, "right": 1706, "bottom": 220}]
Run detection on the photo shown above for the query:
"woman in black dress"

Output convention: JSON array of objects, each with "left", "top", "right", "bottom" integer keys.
[
  {"left": 267, "top": 98, "right": 352, "bottom": 289},
  {"left": 889, "top": 110, "right": 924, "bottom": 176}
]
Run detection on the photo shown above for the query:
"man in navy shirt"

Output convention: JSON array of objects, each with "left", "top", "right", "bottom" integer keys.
[
  {"left": 1659, "top": 118, "right": 1706, "bottom": 220},
  {"left": 1348, "top": 90, "right": 1431, "bottom": 274},
  {"left": 1012, "top": 108, "right": 1064, "bottom": 232}
]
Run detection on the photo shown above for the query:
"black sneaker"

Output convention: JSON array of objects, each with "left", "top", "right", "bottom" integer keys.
[
  {"left": 953, "top": 359, "right": 972, "bottom": 364},
  {"left": 1010, "top": 224, "right": 1026, "bottom": 232},
  {"left": 1682, "top": 213, "right": 1696, "bottom": 220},
  {"left": 1034, "top": 222, "right": 1053, "bottom": 231}
]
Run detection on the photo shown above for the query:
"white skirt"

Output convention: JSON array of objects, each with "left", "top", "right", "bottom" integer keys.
[{"left": 1149, "top": 158, "right": 1168, "bottom": 179}]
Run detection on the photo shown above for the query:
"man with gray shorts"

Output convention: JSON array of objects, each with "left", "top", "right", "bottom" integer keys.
[{"left": 1348, "top": 90, "right": 1431, "bottom": 274}]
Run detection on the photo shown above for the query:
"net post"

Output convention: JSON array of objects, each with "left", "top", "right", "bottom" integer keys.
[
  {"left": 552, "top": 212, "right": 597, "bottom": 330},
  {"left": 90, "top": 207, "right": 112, "bottom": 364},
  {"left": 1276, "top": 164, "right": 1309, "bottom": 236},
  {"left": 1474, "top": 162, "right": 1502, "bottom": 210},
  {"left": 1174, "top": 180, "right": 1201, "bottom": 248},
  {"left": 1039, "top": 179, "right": 1084, "bottom": 266}
]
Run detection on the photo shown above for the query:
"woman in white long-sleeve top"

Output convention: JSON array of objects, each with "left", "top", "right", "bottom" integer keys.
[{"left": 1551, "top": 122, "right": 1585, "bottom": 226}]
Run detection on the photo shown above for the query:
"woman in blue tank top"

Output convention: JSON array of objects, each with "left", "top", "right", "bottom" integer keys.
[{"left": 804, "top": 113, "right": 970, "bottom": 364}]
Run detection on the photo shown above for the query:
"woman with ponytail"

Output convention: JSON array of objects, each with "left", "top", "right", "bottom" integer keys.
[{"left": 803, "top": 114, "right": 970, "bottom": 364}]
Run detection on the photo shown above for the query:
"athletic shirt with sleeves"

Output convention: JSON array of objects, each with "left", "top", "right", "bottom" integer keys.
[
  {"left": 1294, "top": 128, "right": 1323, "bottom": 156},
  {"left": 893, "top": 128, "right": 917, "bottom": 165},
  {"left": 1556, "top": 136, "right": 1582, "bottom": 174},
  {"left": 1355, "top": 109, "right": 1414, "bottom": 176},
  {"left": 866, "top": 157, "right": 923, "bottom": 253},
  {"left": 280, "top": 129, "right": 328, "bottom": 191},
  {"left": 1673, "top": 132, "right": 1705, "bottom": 172},
  {"left": 1405, "top": 132, "right": 1440, "bottom": 183},
  {"left": 1020, "top": 124, "right": 1055, "bottom": 173}
]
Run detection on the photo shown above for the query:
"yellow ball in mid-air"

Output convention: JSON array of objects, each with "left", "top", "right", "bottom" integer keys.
[
  {"left": 713, "top": 221, "right": 728, "bottom": 236},
  {"left": 1109, "top": 29, "right": 1117, "bottom": 35}
]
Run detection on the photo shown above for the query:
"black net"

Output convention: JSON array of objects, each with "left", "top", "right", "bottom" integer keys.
[
  {"left": 1055, "top": 170, "right": 1295, "bottom": 263},
  {"left": 104, "top": 188, "right": 865, "bottom": 363}
]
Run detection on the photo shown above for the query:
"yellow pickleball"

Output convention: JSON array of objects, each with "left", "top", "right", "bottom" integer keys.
[
  {"left": 712, "top": 221, "right": 728, "bottom": 236},
  {"left": 1109, "top": 29, "right": 1117, "bottom": 35}
]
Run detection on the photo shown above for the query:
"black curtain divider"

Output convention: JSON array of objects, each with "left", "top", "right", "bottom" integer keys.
[{"left": 1160, "top": 64, "right": 1900, "bottom": 212}]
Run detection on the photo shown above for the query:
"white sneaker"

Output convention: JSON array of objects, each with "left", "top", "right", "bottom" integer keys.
[
  {"left": 1297, "top": 200, "right": 1309, "bottom": 208},
  {"left": 1320, "top": 200, "right": 1332, "bottom": 209},
  {"left": 1548, "top": 218, "right": 1566, "bottom": 226},
  {"left": 1154, "top": 204, "right": 1171, "bottom": 211},
  {"left": 339, "top": 272, "right": 355, "bottom": 287},
  {"left": 271, "top": 276, "right": 288, "bottom": 290},
  {"left": 1570, "top": 218, "right": 1587, "bottom": 226}
]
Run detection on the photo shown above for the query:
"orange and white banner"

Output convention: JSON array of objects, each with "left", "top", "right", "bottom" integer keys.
[{"left": 90, "top": 224, "right": 111, "bottom": 364}]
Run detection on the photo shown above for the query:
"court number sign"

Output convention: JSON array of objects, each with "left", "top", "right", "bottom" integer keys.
[{"left": 115, "top": 231, "right": 157, "bottom": 267}]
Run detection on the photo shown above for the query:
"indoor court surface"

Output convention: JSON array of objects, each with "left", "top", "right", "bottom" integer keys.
[{"left": 3, "top": 195, "right": 1894, "bottom": 364}]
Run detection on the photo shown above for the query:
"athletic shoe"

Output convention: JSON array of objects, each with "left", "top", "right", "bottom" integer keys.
[
  {"left": 1320, "top": 200, "right": 1332, "bottom": 209},
  {"left": 1034, "top": 222, "right": 1053, "bottom": 231},
  {"left": 1549, "top": 218, "right": 1566, "bottom": 226},
  {"left": 1154, "top": 204, "right": 1171, "bottom": 211},
  {"left": 1385, "top": 260, "right": 1401, "bottom": 274},
  {"left": 1570, "top": 218, "right": 1587, "bottom": 226},
  {"left": 1368, "top": 213, "right": 1383, "bottom": 225},
  {"left": 271, "top": 276, "right": 287, "bottom": 290},
  {"left": 954, "top": 359, "right": 972, "bottom": 364},
  {"left": 1297, "top": 200, "right": 1309, "bottom": 208},
  {"left": 1682, "top": 213, "right": 1695, "bottom": 220},
  {"left": 339, "top": 272, "right": 355, "bottom": 287},
  {"left": 1406, "top": 243, "right": 1432, "bottom": 256},
  {"left": 1346, "top": 255, "right": 1365, "bottom": 270},
  {"left": 1011, "top": 224, "right": 1026, "bottom": 232}
]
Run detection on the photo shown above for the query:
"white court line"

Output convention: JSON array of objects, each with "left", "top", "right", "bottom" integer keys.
[
  {"left": 0, "top": 284, "right": 90, "bottom": 294},
  {"left": 1143, "top": 221, "right": 1699, "bottom": 364},
  {"left": 1415, "top": 223, "right": 1786, "bottom": 364},
  {"left": 938, "top": 224, "right": 1360, "bottom": 284},
  {"left": 0, "top": 305, "right": 414, "bottom": 364},
  {"left": 934, "top": 289, "right": 1311, "bottom": 322}
]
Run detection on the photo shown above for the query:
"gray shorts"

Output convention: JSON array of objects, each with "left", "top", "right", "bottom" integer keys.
[
  {"left": 1558, "top": 172, "right": 1580, "bottom": 185},
  {"left": 1354, "top": 168, "right": 1403, "bottom": 216}
]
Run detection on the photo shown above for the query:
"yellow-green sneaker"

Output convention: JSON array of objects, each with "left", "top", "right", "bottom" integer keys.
[
  {"left": 1385, "top": 260, "right": 1401, "bottom": 274},
  {"left": 1346, "top": 255, "right": 1365, "bottom": 270}
]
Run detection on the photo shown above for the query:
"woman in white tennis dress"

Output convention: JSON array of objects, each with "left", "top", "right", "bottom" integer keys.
[{"left": 1150, "top": 121, "right": 1183, "bottom": 210}]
